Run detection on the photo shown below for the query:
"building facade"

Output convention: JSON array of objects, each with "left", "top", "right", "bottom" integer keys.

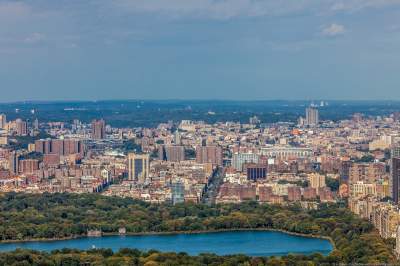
[
  {"left": 306, "top": 107, "right": 319, "bottom": 126},
  {"left": 91, "top": 119, "right": 106, "bottom": 140},
  {"left": 128, "top": 153, "right": 150, "bottom": 183},
  {"left": 195, "top": 146, "right": 223, "bottom": 166}
]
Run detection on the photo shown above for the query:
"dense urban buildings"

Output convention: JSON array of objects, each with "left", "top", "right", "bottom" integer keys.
[{"left": 1, "top": 102, "right": 400, "bottom": 259}]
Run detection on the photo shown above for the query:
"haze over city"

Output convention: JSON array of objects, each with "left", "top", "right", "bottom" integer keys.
[{"left": 1, "top": 0, "right": 400, "bottom": 101}]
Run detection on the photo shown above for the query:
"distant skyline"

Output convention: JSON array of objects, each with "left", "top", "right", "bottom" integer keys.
[
  {"left": 1, "top": 0, "right": 400, "bottom": 101},
  {"left": 3, "top": 99, "right": 400, "bottom": 105}
]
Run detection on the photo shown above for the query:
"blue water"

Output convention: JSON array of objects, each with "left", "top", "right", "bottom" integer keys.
[{"left": 0, "top": 231, "right": 333, "bottom": 256}]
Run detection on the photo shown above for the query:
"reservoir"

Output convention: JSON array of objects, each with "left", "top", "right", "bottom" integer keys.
[{"left": 0, "top": 231, "right": 333, "bottom": 257}]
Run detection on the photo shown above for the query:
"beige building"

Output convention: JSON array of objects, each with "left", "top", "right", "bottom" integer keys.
[
  {"left": 0, "top": 114, "right": 6, "bottom": 129},
  {"left": 0, "top": 135, "right": 7, "bottom": 145},
  {"left": 371, "top": 204, "right": 400, "bottom": 239},
  {"left": 396, "top": 225, "right": 400, "bottom": 258},
  {"left": 351, "top": 181, "right": 377, "bottom": 198},
  {"left": 128, "top": 153, "right": 150, "bottom": 183},
  {"left": 369, "top": 135, "right": 395, "bottom": 151},
  {"left": 308, "top": 173, "right": 326, "bottom": 190},
  {"left": 349, "top": 196, "right": 376, "bottom": 219}
]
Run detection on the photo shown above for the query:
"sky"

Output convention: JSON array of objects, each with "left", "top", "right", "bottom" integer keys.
[{"left": 1, "top": 0, "right": 400, "bottom": 102}]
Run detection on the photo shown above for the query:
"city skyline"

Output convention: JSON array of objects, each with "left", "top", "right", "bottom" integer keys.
[
  {"left": 2, "top": 98, "right": 400, "bottom": 104},
  {"left": 1, "top": 1, "right": 400, "bottom": 264},
  {"left": 0, "top": 96, "right": 400, "bottom": 263},
  {"left": 1, "top": 0, "right": 400, "bottom": 101}
]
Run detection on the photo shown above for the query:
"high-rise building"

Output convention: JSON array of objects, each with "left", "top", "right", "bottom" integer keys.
[
  {"left": 19, "top": 159, "right": 39, "bottom": 174},
  {"left": 390, "top": 146, "right": 400, "bottom": 202},
  {"left": 15, "top": 119, "right": 28, "bottom": 136},
  {"left": 391, "top": 157, "right": 400, "bottom": 204},
  {"left": 91, "top": 119, "right": 106, "bottom": 139},
  {"left": 35, "top": 139, "right": 52, "bottom": 154},
  {"left": 171, "top": 181, "right": 185, "bottom": 205},
  {"left": 195, "top": 146, "right": 223, "bottom": 166},
  {"left": 174, "top": 130, "right": 181, "bottom": 145},
  {"left": 128, "top": 153, "right": 150, "bottom": 183},
  {"left": 340, "top": 160, "right": 352, "bottom": 184},
  {"left": 8, "top": 151, "right": 19, "bottom": 175},
  {"left": 309, "top": 173, "right": 326, "bottom": 189},
  {"left": 158, "top": 146, "right": 166, "bottom": 161},
  {"left": 158, "top": 145, "right": 185, "bottom": 162},
  {"left": 0, "top": 114, "right": 6, "bottom": 129},
  {"left": 51, "top": 139, "right": 65, "bottom": 155},
  {"left": 64, "top": 139, "right": 84, "bottom": 155},
  {"left": 35, "top": 139, "right": 84, "bottom": 156},
  {"left": 305, "top": 107, "right": 319, "bottom": 126}
]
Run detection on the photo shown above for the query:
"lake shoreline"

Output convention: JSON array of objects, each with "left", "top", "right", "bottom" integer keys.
[{"left": 0, "top": 228, "right": 335, "bottom": 253}]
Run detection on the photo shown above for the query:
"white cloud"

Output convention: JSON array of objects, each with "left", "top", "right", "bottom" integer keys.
[
  {"left": 24, "top": 33, "right": 46, "bottom": 44},
  {"left": 111, "top": 0, "right": 400, "bottom": 20},
  {"left": 0, "top": 2, "right": 31, "bottom": 21},
  {"left": 331, "top": 0, "right": 400, "bottom": 12},
  {"left": 321, "top": 23, "right": 346, "bottom": 36},
  {"left": 112, "top": 0, "right": 315, "bottom": 20}
]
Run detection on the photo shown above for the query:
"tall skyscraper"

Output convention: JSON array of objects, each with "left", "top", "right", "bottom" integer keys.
[
  {"left": 15, "top": 119, "right": 28, "bottom": 136},
  {"left": 0, "top": 114, "right": 6, "bottom": 129},
  {"left": 305, "top": 107, "right": 319, "bottom": 126},
  {"left": 391, "top": 157, "right": 400, "bottom": 204},
  {"left": 195, "top": 146, "right": 223, "bottom": 166},
  {"left": 128, "top": 153, "right": 150, "bottom": 183},
  {"left": 91, "top": 119, "right": 106, "bottom": 139}
]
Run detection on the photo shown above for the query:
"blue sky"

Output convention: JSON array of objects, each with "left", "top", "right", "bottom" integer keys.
[{"left": 1, "top": 0, "right": 400, "bottom": 102}]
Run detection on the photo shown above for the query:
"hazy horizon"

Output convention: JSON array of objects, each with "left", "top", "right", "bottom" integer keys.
[{"left": 2, "top": 98, "right": 400, "bottom": 105}]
